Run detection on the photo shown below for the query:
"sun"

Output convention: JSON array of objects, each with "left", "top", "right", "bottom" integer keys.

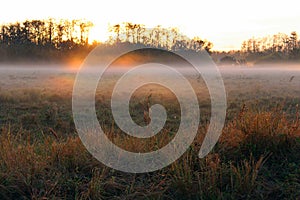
[{"left": 88, "top": 23, "right": 109, "bottom": 44}]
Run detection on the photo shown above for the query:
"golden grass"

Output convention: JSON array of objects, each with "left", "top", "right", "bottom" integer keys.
[{"left": 0, "top": 84, "right": 299, "bottom": 199}]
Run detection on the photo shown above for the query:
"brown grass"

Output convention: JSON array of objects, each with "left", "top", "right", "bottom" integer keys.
[{"left": 0, "top": 86, "right": 299, "bottom": 199}]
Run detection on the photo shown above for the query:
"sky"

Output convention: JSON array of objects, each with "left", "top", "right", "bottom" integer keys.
[{"left": 1, "top": 0, "right": 300, "bottom": 51}]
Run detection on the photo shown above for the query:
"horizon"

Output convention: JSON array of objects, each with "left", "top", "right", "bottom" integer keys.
[{"left": 1, "top": 0, "right": 300, "bottom": 51}]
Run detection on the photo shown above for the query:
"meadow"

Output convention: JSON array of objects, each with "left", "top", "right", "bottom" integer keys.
[{"left": 0, "top": 64, "right": 299, "bottom": 199}]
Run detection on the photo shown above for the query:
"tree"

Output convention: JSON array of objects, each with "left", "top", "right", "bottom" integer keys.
[
  {"left": 109, "top": 24, "right": 121, "bottom": 43},
  {"left": 290, "top": 31, "right": 298, "bottom": 50},
  {"left": 79, "top": 20, "right": 93, "bottom": 45}
]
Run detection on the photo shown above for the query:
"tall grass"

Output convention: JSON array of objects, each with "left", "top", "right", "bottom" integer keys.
[{"left": 0, "top": 88, "right": 299, "bottom": 199}]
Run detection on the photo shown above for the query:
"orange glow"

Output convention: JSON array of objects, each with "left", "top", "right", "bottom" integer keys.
[
  {"left": 66, "top": 58, "right": 83, "bottom": 71},
  {"left": 112, "top": 56, "right": 139, "bottom": 67}
]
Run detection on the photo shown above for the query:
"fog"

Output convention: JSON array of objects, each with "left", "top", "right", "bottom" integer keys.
[{"left": 0, "top": 64, "right": 299, "bottom": 101}]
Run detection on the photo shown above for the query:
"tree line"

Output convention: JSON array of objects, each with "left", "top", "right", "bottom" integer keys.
[
  {"left": 0, "top": 19, "right": 214, "bottom": 63},
  {"left": 241, "top": 31, "right": 300, "bottom": 60},
  {"left": 107, "top": 22, "right": 213, "bottom": 53},
  {"left": 0, "top": 19, "right": 94, "bottom": 62},
  {"left": 0, "top": 19, "right": 93, "bottom": 48},
  {"left": 2, "top": 18, "right": 298, "bottom": 65}
]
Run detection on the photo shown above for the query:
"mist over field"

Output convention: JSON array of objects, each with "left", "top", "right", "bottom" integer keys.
[{"left": 1, "top": 64, "right": 299, "bottom": 99}]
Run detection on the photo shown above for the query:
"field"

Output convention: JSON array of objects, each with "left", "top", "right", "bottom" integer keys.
[{"left": 0, "top": 64, "right": 299, "bottom": 199}]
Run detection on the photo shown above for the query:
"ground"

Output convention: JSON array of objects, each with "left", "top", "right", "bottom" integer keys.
[{"left": 0, "top": 64, "right": 299, "bottom": 199}]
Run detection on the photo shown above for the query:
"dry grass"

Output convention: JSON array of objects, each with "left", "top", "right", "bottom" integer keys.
[
  {"left": 0, "top": 73, "right": 299, "bottom": 199},
  {"left": 0, "top": 107, "right": 299, "bottom": 199}
]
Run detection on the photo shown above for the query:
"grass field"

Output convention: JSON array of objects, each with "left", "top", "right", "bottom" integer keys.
[{"left": 0, "top": 65, "right": 299, "bottom": 199}]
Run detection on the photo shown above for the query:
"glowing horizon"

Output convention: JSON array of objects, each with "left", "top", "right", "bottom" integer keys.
[{"left": 1, "top": 0, "right": 300, "bottom": 51}]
